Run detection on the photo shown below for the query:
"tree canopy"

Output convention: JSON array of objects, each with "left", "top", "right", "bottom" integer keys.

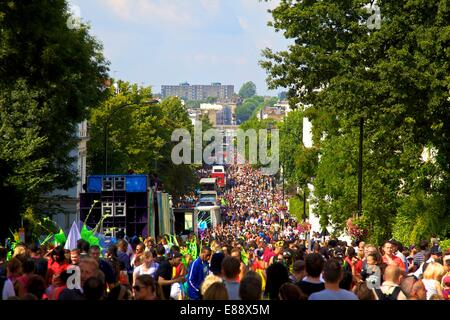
[
  {"left": 87, "top": 82, "right": 197, "bottom": 199},
  {"left": 238, "top": 81, "right": 257, "bottom": 99},
  {"left": 261, "top": 0, "right": 450, "bottom": 244},
  {"left": 0, "top": 0, "right": 109, "bottom": 239}
]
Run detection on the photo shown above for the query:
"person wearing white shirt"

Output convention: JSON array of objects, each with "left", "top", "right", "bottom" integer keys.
[
  {"left": 133, "top": 251, "right": 159, "bottom": 285},
  {"left": 2, "top": 278, "right": 16, "bottom": 300}
]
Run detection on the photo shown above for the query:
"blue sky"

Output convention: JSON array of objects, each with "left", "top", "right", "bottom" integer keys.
[{"left": 68, "top": 0, "right": 289, "bottom": 96}]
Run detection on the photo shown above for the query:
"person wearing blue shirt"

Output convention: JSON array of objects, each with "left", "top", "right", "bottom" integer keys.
[{"left": 187, "top": 247, "right": 212, "bottom": 300}]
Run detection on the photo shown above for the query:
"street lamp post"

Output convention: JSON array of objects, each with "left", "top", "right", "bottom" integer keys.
[
  {"left": 357, "top": 117, "right": 363, "bottom": 218},
  {"left": 103, "top": 99, "right": 159, "bottom": 175},
  {"left": 303, "top": 184, "right": 307, "bottom": 221}
]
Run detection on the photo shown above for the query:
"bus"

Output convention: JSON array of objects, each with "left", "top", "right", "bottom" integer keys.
[
  {"left": 210, "top": 165, "right": 226, "bottom": 188},
  {"left": 199, "top": 177, "right": 218, "bottom": 193}
]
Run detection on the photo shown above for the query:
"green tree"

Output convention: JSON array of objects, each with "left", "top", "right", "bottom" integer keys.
[
  {"left": 87, "top": 82, "right": 196, "bottom": 198},
  {"left": 185, "top": 100, "right": 202, "bottom": 109},
  {"left": 251, "top": 96, "right": 278, "bottom": 119},
  {"left": 236, "top": 95, "right": 264, "bottom": 123},
  {"left": 206, "top": 96, "right": 218, "bottom": 103},
  {"left": 261, "top": 0, "right": 450, "bottom": 243},
  {"left": 239, "top": 117, "right": 278, "bottom": 167},
  {"left": 0, "top": 0, "right": 109, "bottom": 239},
  {"left": 238, "top": 81, "right": 257, "bottom": 99}
]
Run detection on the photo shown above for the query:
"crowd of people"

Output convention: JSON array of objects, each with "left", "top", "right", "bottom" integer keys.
[{"left": 0, "top": 164, "right": 449, "bottom": 301}]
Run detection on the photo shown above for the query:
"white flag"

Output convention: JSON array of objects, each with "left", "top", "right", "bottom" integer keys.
[{"left": 64, "top": 221, "right": 81, "bottom": 250}]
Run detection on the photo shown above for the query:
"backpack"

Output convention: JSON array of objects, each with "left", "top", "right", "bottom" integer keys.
[{"left": 374, "top": 287, "right": 402, "bottom": 300}]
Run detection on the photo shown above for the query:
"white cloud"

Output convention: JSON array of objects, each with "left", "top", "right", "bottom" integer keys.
[
  {"left": 101, "top": 0, "right": 132, "bottom": 20},
  {"left": 238, "top": 16, "right": 249, "bottom": 31},
  {"left": 199, "top": 0, "right": 220, "bottom": 15},
  {"left": 187, "top": 53, "right": 246, "bottom": 66},
  {"left": 241, "top": 0, "right": 281, "bottom": 11},
  {"left": 97, "top": 0, "right": 200, "bottom": 27}
]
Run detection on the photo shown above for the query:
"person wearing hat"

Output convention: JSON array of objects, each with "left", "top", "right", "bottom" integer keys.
[
  {"left": 413, "top": 245, "right": 443, "bottom": 280},
  {"left": 154, "top": 252, "right": 185, "bottom": 300}
]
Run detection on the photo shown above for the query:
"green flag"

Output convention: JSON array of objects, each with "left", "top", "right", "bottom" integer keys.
[{"left": 54, "top": 229, "right": 66, "bottom": 246}]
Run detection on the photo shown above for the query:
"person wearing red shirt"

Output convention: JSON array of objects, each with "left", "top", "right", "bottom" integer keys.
[
  {"left": 382, "top": 241, "right": 405, "bottom": 273},
  {"left": 46, "top": 246, "right": 69, "bottom": 286}
]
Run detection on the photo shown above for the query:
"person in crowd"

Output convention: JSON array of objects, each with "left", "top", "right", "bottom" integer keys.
[
  {"left": 106, "top": 281, "right": 133, "bottom": 300},
  {"left": 155, "top": 252, "right": 185, "bottom": 300},
  {"left": 239, "top": 271, "right": 262, "bottom": 300},
  {"left": 344, "top": 246, "right": 357, "bottom": 273},
  {"left": 422, "top": 262, "right": 445, "bottom": 300},
  {"left": 0, "top": 247, "right": 7, "bottom": 277},
  {"left": 399, "top": 275, "right": 423, "bottom": 300},
  {"left": 131, "top": 242, "right": 145, "bottom": 268},
  {"left": 83, "top": 276, "right": 105, "bottom": 300},
  {"left": 221, "top": 256, "right": 241, "bottom": 300},
  {"left": 13, "top": 244, "right": 27, "bottom": 258},
  {"left": 89, "top": 245, "right": 115, "bottom": 289},
  {"left": 133, "top": 250, "right": 159, "bottom": 285},
  {"left": 442, "top": 257, "right": 450, "bottom": 299},
  {"left": 309, "top": 258, "right": 358, "bottom": 300},
  {"left": 413, "top": 240, "right": 428, "bottom": 270},
  {"left": 279, "top": 282, "right": 306, "bottom": 300},
  {"left": 154, "top": 244, "right": 166, "bottom": 265},
  {"left": 15, "top": 258, "right": 35, "bottom": 298},
  {"left": 46, "top": 246, "right": 69, "bottom": 286},
  {"left": 352, "top": 281, "right": 375, "bottom": 300},
  {"left": 354, "top": 244, "right": 378, "bottom": 280},
  {"left": 292, "top": 260, "right": 306, "bottom": 284},
  {"left": 59, "top": 257, "right": 99, "bottom": 300},
  {"left": 265, "top": 261, "right": 290, "bottom": 300},
  {"left": 201, "top": 252, "right": 225, "bottom": 297},
  {"left": 133, "top": 274, "right": 162, "bottom": 300},
  {"left": 117, "top": 239, "right": 132, "bottom": 281},
  {"left": 29, "top": 245, "right": 48, "bottom": 279},
  {"left": 382, "top": 241, "right": 406, "bottom": 273},
  {"left": 77, "top": 239, "right": 90, "bottom": 258},
  {"left": 70, "top": 249, "right": 81, "bottom": 266},
  {"left": 373, "top": 265, "right": 407, "bottom": 300},
  {"left": 414, "top": 245, "right": 442, "bottom": 279},
  {"left": 209, "top": 252, "right": 225, "bottom": 277},
  {"left": 187, "top": 247, "right": 211, "bottom": 300},
  {"left": 360, "top": 252, "right": 382, "bottom": 289},
  {"left": 296, "top": 253, "right": 325, "bottom": 297},
  {"left": 1, "top": 269, "right": 16, "bottom": 300},
  {"left": 170, "top": 245, "right": 187, "bottom": 280},
  {"left": 230, "top": 248, "right": 246, "bottom": 281},
  {"left": 21, "top": 275, "right": 46, "bottom": 300},
  {"left": 47, "top": 270, "right": 69, "bottom": 300},
  {"left": 203, "top": 282, "right": 229, "bottom": 300},
  {"left": 200, "top": 273, "right": 223, "bottom": 297},
  {"left": 390, "top": 240, "right": 408, "bottom": 273}
]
